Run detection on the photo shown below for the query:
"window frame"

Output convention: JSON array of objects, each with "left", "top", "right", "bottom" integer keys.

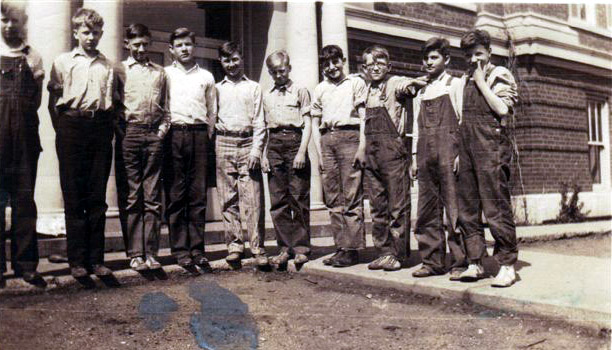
[{"left": 587, "top": 99, "right": 611, "bottom": 191}]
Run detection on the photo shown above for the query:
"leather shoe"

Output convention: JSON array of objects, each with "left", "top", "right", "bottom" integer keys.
[
  {"left": 293, "top": 253, "right": 309, "bottom": 265},
  {"left": 332, "top": 250, "right": 358, "bottom": 268},
  {"left": 91, "top": 264, "right": 113, "bottom": 277},
  {"left": 225, "top": 252, "right": 243, "bottom": 263},
  {"left": 381, "top": 256, "right": 401, "bottom": 272},
  {"left": 322, "top": 251, "right": 341, "bottom": 266},
  {"left": 177, "top": 256, "right": 194, "bottom": 267},
  {"left": 367, "top": 255, "right": 388, "bottom": 270},
  {"left": 412, "top": 265, "right": 440, "bottom": 278},
  {"left": 192, "top": 254, "right": 209, "bottom": 266},
  {"left": 449, "top": 267, "right": 466, "bottom": 281},
  {"left": 23, "top": 271, "right": 47, "bottom": 288},
  {"left": 270, "top": 252, "right": 291, "bottom": 265},
  {"left": 71, "top": 266, "right": 89, "bottom": 278}
]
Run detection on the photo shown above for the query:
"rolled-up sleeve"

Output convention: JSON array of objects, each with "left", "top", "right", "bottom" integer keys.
[
  {"left": 310, "top": 85, "right": 323, "bottom": 118},
  {"left": 297, "top": 87, "right": 312, "bottom": 117},
  {"left": 489, "top": 67, "right": 518, "bottom": 112},
  {"left": 352, "top": 77, "right": 367, "bottom": 108}
]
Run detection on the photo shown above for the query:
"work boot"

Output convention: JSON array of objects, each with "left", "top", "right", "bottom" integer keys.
[{"left": 332, "top": 250, "right": 358, "bottom": 268}]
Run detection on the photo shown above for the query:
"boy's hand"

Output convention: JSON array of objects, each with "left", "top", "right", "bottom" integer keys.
[
  {"left": 261, "top": 156, "right": 270, "bottom": 173},
  {"left": 412, "top": 76, "right": 428, "bottom": 88},
  {"left": 293, "top": 152, "right": 306, "bottom": 169},
  {"left": 156, "top": 131, "right": 165, "bottom": 140},
  {"left": 473, "top": 61, "right": 486, "bottom": 85},
  {"left": 410, "top": 154, "right": 418, "bottom": 180},
  {"left": 352, "top": 147, "right": 367, "bottom": 170},
  {"left": 248, "top": 155, "right": 261, "bottom": 171},
  {"left": 453, "top": 155, "right": 459, "bottom": 175}
]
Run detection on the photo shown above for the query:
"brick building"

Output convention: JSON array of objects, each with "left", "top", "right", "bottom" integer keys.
[{"left": 20, "top": 1, "right": 612, "bottom": 234}]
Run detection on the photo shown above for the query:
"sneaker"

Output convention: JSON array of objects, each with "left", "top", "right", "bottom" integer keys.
[
  {"left": 254, "top": 254, "right": 269, "bottom": 267},
  {"left": 367, "top": 255, "right": 388, "bottom": 270},
  {"left": 226, "top": 252, "right": 243, "bottom": 263},
  {"left": 145, "top": 256, "right": 162, "bottom": 270},
  {"left": 130, "top": 257, "right": 148, "bottom": 271},
  {"left": 412, "top": 265, "right": 440, "bottom": 278},
  {"left": 459, "top": 263, "right": 486, "bottom": 282},
  {"left": 491, "top": 265, "right": 516, "bottom": 288},
  {"left": 270, "top": 252, "right": 291, "bottom": 265},
  {"left": 70, "top": 266, "right": 89, "bottom": 278},
  {"left": 332, "top": 250, "right": 358, "bottom": 268},
  {"left": 449, "top": 267, "right": 466, "bottom": 281},
  {"left": 293, "top": 254, "right": 309, "bottom": 265},
  {"left": 322, "top": 251, "right": 341, "bottom": 266},
  {"left": 91, "top": 264, "right": 113, "bottom": 277},
  {"left": 381, "top": 256, "right": 401, "bottom": 271}
]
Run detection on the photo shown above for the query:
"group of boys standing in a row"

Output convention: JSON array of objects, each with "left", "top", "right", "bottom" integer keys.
[{"left": 1, "top": 4, "right": 519, "bottom": 289}]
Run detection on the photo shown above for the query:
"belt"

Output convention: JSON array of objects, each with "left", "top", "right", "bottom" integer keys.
[
  {"left": 171, "top": 123, "right": 208, "bottom": 130},
  {"left": 62, "top": 109, "right": 110, "bottom": 120},
  {"left": 320, "top": 124, "right": 359, "bottom": 135},
  {"left": 216, "top": 129, "right": 253, "bottom": 138},
  {"left": 269, "top": 127, "right": 302, "bottom": 134}
]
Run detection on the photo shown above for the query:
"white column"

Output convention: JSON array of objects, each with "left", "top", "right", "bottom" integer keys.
[
  {"left": 27, "top": 0, "right": 72, "bottom": 235},
  {"left": 286, "top": 2, "right": 324, "bottom": 208},
  {"left": 83, "top": 0, "right": 124, "bottom": 216},
  {"left": 321, "top": 2, "right": 349, "bottom": 75}
]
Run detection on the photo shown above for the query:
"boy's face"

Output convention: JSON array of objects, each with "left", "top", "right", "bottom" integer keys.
[
  {"left": 74, "top": 24, "right": 103, "bottom": 52},
  {"left": 363, "top": 54, "right": 390, "bottom": 82},
  {"left": 464, "top": 44, "right": 491, "bottom": 73},
  {"left": 1, "top": 11, "right": 24, "bottom": 42},
  {"left": 169, "top": 37, "right": 194, "bottom": 64},
  {"left": 423, "top": 50, "right": 449, "bottom": 79},
  {"left": 268, "top": 61, "right": 291, "bottom": 86},
  {"left": 220, "top": 52, "right": 244, "bottom": 79},
  {"left": 322, "top": 57, "right": 345, "bottom": 82},
  {"left": 126, "top": 36, "right": 150, "bottom": 63}
]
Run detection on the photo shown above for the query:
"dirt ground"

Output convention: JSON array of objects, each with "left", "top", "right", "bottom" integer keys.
[
  {"left": 1, "top": 263, "right": 609, "bottom": 350},
  {"left": 520, "top": 232, "right": 610, "bottom": 258}
]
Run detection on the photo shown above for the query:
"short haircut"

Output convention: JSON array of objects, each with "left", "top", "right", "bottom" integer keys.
[
  {"left": 362, "top": 45, "right": 390, "bottom": 62},
  {"left": 72, "top": 8, "right": 104, "bottom": 30},
  {"left": 319, "top": 45, "right": 344, "bottom": 63},
  {"left": 266, "top": 50, "right": 290, "bottom": 68},
  {"left": 460, "top": 29, "right": 491, "bottom": 51},
  {"left": 169, "top": 27, "right": 195, "bottom": 46},
  {"left": 422, "top": 37, "right": 450, "bottom": 58},
  {"left": 218, "top": 41, "right": 242, "bottom": 58},
  {"left": 125, "top": 23, "right": 151, "bottom": 40},
  {"left": 1, "top": 1, "right": 27, "bottom": 38}
]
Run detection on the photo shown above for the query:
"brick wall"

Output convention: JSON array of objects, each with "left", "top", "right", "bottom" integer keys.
[
  {"left": 502, "top": 3, "right": 568, "bottom": 20},
  {"left": 374, "top": 3, "right": 476, "bottom": 29}
]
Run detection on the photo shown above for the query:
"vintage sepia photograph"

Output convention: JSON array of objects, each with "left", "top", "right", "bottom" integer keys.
[{"left": 0, "top": 0, "right": 610, "bottom": 349}]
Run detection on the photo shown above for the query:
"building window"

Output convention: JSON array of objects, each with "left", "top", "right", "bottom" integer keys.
[
  {"left": 570, "top": 4, "right": 612, "bottom": 30},
  {"left": 588, "top": 100, "right": 611, "bottom": 189}
]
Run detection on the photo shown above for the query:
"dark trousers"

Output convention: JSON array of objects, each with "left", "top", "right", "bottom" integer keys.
[
  {"left": 163, "top": 125, "right": 209, "bottom": 259},
  {"left": 0, "top": 116, "right": 41, "bottom": 274},
  {"left": 320, "top": 129, "right": 365, "bottom": 250},
  {"left": 267, "top": 130, "right": 311, "bottom": 255},
  {"left": 56, "top": 114, "right": 113, "bottom": 268},
  {"left": 364, "top": 107, "right": 410, "bottom": 259},
  {"left": 415, "top": 94, "right": 466, "bottom": 273},
  {"left": 123, "top": 126, "right": 163, "bottom": 258},
  {"left": 457, "top": 80, "right": 518, "bottom": 266},
  {"left": 114, "top": 122, "right": 129, "bottom": 251}
]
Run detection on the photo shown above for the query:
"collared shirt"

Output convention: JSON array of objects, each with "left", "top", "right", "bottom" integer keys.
[
  {"left": 116, "top": 57, "right": 170, "bottom": 136},
  {"left": 215, "top": 75, "right": 266, "bottom": 158},
  {"left": 0, "top": 41, "right": 44, "bottom": 80},
  {"left": 164, "top": 61, "right": 217, "bottom": 125},
  {"left": 48, "top": 47, "right": 114, "bottom": 112},
  {"left": 365, "top": 75, "right": 414, "bottom": 134},
  {"left": 411, "top": 71, "right": 462, "bottom": 153},
  {"left": 310, "top": 75, "right": 366, "bottom": 129},
  {"left": 456, "top": 63, "right": 518, "bottom": 119},
  {"left": 263, "top": 80, "right": 311, "bottom": 129}
]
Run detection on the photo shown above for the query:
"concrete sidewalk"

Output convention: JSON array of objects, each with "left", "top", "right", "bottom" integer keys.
[{"left": 1, "top": 221, "right": 610, "bottom": 333}]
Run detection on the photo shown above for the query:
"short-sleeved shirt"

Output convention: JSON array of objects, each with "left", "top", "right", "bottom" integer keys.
[
  {"left": 164, "top": 62, "right": 217, "bottom": 125},
  {"left": 457, "top": 63, "right": 518, "bottom": 119},
  {"left": 215, "top": 75, "right": 266, "bottom": 158},
  {"left": 263, "top": 80, "right": 311, "bottom": 129},
  {"left": 365, "top": 75, "right": 414, "bottom": 134},
  {"left": 310, "top": 75, "right": 366, "bottom": 129},
  {"left": 48, "top": 47, "right": 115, "bottom": 112},
  {"left": 116, "top": 57, "right": 170, "bottom": 136},
  {"left": 0, "top": 41, "right": 44, "bottom": 80}
]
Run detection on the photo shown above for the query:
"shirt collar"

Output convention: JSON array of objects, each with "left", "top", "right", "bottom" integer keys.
[
  {"left": 221, "top": 74, "right": 248, "bottom": 84},
  {"left": 172, "top": 61, "right": 200, "bottom": 74},
  {"left": 126, "top": 56, "right": 151, "bottom": 67},
  {"left": 429, "top": 71, "right": 449, "bottom": 85},
  {"left": 270, "top": 79, "right": 293, "bottom": 93},
  {"left": 0, "top": 40, "right": 29, "bottom": 56},
  {"left": 72, "top": 47, "right": 105, "bottom": 61}
]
